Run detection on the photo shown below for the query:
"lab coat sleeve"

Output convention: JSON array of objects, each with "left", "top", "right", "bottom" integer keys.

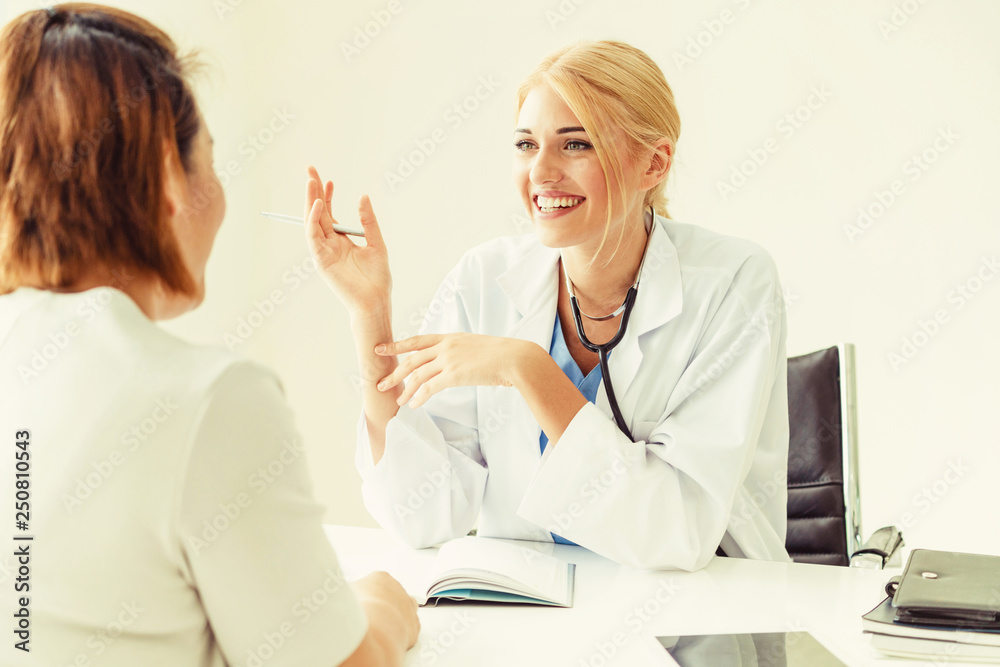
[
  {"left": 517, "top": 252, "right": 788, "bottom": 571},
  {"left": 355, "top": 259, "right": 488, "bottom": 549},
  {"left": 176, "top": 361, "right": 368, "bottom": 667}
]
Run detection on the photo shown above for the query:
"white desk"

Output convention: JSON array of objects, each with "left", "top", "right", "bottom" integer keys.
[{"left": 325, "top": 525, "right": 929, "bottom": 667}]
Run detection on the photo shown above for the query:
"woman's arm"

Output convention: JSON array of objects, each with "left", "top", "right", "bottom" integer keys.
[
  {"left": 302, "top": 166, "right": 403, "bottom": 463},
  {"left": 350, "top": 306, "right": 402, "bottom": 466},
  {"left": 177, "top": 361, "right": 419, "bottom": 664},
  {"left": 339, "top": 572, "right": 419, "bottom": 667}
]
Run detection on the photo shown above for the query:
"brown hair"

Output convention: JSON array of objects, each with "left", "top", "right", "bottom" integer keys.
[{"left": 0, "top": 3, "right": 201, "bottom": 295}]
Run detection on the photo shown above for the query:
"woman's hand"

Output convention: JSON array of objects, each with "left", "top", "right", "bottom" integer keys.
[
  {"left": 341, "top": 571, "right": 419, "bottom": 666},
  {"left": 304, "top": 165, "right": 392, "bottom": 316},
  {"left": 374, "top": 334, "right": 532, "bottom": 408},
  {"left": 350, "top": 571, "right": 419, "bottom": 647}
]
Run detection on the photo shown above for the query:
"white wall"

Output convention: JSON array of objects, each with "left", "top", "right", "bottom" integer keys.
[{"left": 12, "top": 0, "right": 999, "bottom": 555}]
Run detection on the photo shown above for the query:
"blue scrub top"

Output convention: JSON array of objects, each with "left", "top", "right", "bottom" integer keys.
[{"left": 539, "top": 312, "right": 605, "bottom": 546}]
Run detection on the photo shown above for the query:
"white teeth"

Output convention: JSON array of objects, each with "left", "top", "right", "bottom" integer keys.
[{"left": 536, "top": 196, "right": 583, "bottom": 210}]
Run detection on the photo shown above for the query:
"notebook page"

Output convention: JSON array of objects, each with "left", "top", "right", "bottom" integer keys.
[{"left": 431, "top": 536, "right": 567, "bottom": 600}]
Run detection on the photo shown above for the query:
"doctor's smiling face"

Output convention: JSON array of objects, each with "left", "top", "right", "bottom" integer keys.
[{"left": 513, "top": 85, "right": 647, "bottom": 257}]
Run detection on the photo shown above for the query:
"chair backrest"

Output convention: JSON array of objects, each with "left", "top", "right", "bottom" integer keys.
[{"left": 785, "top": 344, "right": 861, "bottom": 566}]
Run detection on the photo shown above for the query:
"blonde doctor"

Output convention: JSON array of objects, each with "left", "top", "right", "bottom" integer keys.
[{"left": 305, "top": 40, "right": 790, "bottom": 571}]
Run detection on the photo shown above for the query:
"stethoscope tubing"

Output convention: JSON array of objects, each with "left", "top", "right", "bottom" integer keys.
[
  {"left": 569, "top": 286, "right": 639, "bottom": 440},
  {"left": 563, "top": 206, "right": 655, "bottom": 443}
]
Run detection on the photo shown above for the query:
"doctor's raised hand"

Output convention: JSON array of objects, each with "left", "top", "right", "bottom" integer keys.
[
  {"left": 304, "top": 165, "right": 391, "bottom": 315},
  {"left": 303, "top": 164, "right": 417, "bottom": 465},
  {"left": 303, "top": 165, "right": 576, "bottom": 466}
]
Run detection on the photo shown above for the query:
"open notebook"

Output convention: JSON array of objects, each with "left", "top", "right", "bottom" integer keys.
[{"left": 418, "top": 536, "right": 576, "bottom": 607}]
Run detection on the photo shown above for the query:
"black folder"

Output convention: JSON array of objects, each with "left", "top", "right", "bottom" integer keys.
[{"left": 888, "top": 549, "right": 1000, "bottom": 630}]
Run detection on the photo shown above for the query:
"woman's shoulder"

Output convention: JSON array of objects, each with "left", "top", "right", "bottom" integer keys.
[
  {"left": 663, "top": 218, "right": 776, "bottom": 268},
  {"left": 661, "top": 218, "right": 781, "bottom": 285},
  {"left": 116, "top": 295, "right": 280, "bottom": 396},
  {"left": 26, "top": 286, "right": 280, "bottom": 398}
]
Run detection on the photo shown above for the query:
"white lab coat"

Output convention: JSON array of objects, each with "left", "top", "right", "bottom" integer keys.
[{"left": 356, "top": 215, "right": 790, "bottom": 571}]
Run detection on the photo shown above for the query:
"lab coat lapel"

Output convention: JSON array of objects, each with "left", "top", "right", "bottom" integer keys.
[
  {"left": 496, "top": 241, "right": 561, "bottom": 349},
  {"left": 496, "top": 241, "right": 561, "bottom": 449},
  {"left": 494, "top": 219, "right": 683, "bottom": 438},
  {"left": 597, "top": 217, "right": 684, "bottom": 425}
]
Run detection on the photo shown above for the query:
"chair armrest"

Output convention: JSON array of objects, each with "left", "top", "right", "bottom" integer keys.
[{"left": 849, "top": 525, "right": 904, "bottom": 569}]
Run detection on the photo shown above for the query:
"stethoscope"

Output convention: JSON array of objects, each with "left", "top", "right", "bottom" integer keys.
[{"left": 562, "top": 207, "right": 654, "bottom": 441}]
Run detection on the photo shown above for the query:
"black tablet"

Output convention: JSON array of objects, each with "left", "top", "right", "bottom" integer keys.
[{"left": 657, "top": 631, "right": 847, "bottom": 667}]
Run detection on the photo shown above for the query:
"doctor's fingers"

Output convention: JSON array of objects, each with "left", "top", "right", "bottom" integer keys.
[
  {"left": 376, "top": 345, "right": 439, "bottom": 391},
  {"left": 304, "top": 166, "right": 333, "bottom": 220},
  {"left": 396, "top": 362, "right": 445, "bottom": 408},
  {"left": 305, "top": 199, "right": 351, "bottom": 258},
  {"left": 357, "top": 194, "right": 386, "bottom": 251},
  {"left": 376, "top": 334, "right": 446, "bottom": 357}
]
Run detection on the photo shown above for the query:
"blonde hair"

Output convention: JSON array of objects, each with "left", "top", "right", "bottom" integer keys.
[{"left": 516, "top": 40, "right": 680, "bottom": 265}]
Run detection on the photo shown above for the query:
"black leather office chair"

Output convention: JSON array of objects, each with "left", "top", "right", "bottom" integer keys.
[{"left": 785, "top": 344, "right": 902, "bottom": 567}]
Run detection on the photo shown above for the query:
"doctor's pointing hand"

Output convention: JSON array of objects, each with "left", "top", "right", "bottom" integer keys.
[{"left": 305, "top": 40, "right": 791, "bottom": 572}]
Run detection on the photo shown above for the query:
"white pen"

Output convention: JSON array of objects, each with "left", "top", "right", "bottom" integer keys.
[{"left": 259, "top": 212, "right": 365, "bottom": 238}]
